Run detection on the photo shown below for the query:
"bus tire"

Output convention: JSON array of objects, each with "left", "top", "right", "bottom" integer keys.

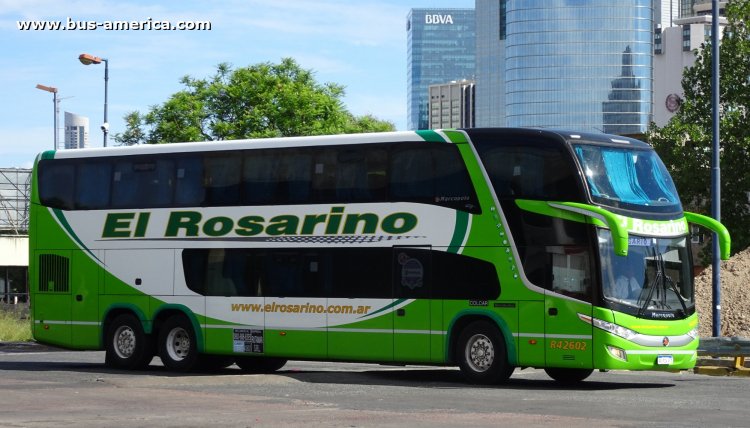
[
  {"left": 544, "top": 368, "right": 593, "bottom": 384},
  {"left": 235, "top": 356, "right": 287, "bottom": 373},
  {"left": 456, "top": 320, "right": 514, "bottom": 384},
  {"left": 105, "top": 313, "right": 154, "bottom": 370},
  {"left": 158, "top": 315, "right": 199, "bottom": 372}
]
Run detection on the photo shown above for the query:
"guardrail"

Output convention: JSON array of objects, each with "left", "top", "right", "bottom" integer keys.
[{"left": 695, "top": 337, "right": 750, "bottom": 376}]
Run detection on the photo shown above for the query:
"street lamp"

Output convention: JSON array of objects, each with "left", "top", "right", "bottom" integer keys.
[
  {"left": 35, "top": 84, "right": 59, "bottom": 150},
  {"left": 78, "top": 53, "right": 109, "bottom": 147}
]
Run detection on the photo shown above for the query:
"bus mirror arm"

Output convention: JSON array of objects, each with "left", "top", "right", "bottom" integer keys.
[
  {"left": 684, "top": 212, "right": 731, "bottom": 260},
  {"left": 515, "top": 200, "right": 628, "bottom": 257}
]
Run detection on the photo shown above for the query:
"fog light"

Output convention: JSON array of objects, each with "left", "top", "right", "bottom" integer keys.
[{"left": 607, "top": 345, "right": 628, "bottom": 362}]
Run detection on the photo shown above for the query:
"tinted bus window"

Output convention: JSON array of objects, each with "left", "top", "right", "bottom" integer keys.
[
  {"left": 75, "top": 162, "right": 111, "bottom": 209},
  {"left": 477, "top": 145, "right": 581, "bottom": 201},
  {"left": 174, "top": 156, "right": 205, "bottom": 206},
  {"left": 112, "top": 159, "right": 175, "bottom": 208},
  {"left": 205, "top": 156, "right": 241, "bottom": 206},
  {"left": 38, "top": 161, "right": 75, "bottom": 210}
]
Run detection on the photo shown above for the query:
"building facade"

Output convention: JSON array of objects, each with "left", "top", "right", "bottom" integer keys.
[
  {"left": 474, "top": 0, "right": 655, "bottom": 135},
  {"left": 475, "top": 0, "right": 506, "bottom": 127},
  {"left": 428, "top": 80, "right": 475, "bottom": 129},
  {"left": 653, "top": 1, "right": 727, "bottom": 126},
  {"left": 0, "top": 168, "right": 30, "bottom": 304},
  {"left": 407, "top": 8, "right": 475, "bottom": 130},
  {"left": 64, "top": 112, "right": 89, "bottom": 150}
]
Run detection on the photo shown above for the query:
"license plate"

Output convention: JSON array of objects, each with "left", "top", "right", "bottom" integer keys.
[{"left": 657, "top": 354, "right": 673, "bottom": 365}]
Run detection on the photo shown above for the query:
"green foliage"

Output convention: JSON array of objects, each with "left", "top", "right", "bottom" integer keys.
[
  {"left": 647, "top": 0, "right": 750, "bottom": 256},
  {"left": 0, "top": 310, "right": 32, "bottom": 342},
  {"left": 114, "top": 58, "right": 394, "bottom": 145}
]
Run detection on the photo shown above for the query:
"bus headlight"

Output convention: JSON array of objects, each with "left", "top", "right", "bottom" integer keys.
[
  {"left": 607, "top": 345, "right": 628, "bottom": 361},
  {"left": 686, "top": 327, "right": 699, "bottom": 340},
  {"left": 592, "top": 318, "right": 638, "bottom": 341}
]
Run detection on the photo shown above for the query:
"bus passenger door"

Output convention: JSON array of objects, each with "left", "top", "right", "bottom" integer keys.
[
  {"left": 392, "top": 247, "right": 433, "bottom": 363},
  {"left": 544, "top": 250, "right": 593, "bottom": 369},
  {"left": 71, "top": 250, "right": 101, "bottom": 348}
]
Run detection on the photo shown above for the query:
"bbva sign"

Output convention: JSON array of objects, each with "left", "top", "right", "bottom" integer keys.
[{"left": 425, "top": 14, "right": 454, "bottom": 24}]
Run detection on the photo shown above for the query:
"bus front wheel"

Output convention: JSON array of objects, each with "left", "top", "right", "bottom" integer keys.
[
  {"left": 158, "top": 315, "right": 199, "bottom": 372},
  {"left": 456, "top": 320, "right": 514, "bottom": 384},
  {"left": 105, "top": 313, "right": 154, "bottom": 370}
]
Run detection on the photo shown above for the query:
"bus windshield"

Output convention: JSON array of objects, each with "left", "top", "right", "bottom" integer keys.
[
  {"left": 598, "top": 230, "right": 694, "bottom": 319},
  {"left": 573, "top": 144, "right": 682, "bottom": 214}
]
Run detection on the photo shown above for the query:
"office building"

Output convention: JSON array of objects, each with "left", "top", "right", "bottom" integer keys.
[
  {"left": 407, "top": 8, "right": 475, "bottom": 130},
  {"left": 64, "top": 112, "right": 89, "bottom": 149},
  {"left": 474, "top": 0, "right": 654, "bottom": 135},
  {"left": 653, "top": 1, "right": 727, "bottom": 126},
  {"left": 474, "top": 0, "right": 506, "bottom": 127},
  {"left": 428, "top": 80, "right": 475, "bottom": 129}
]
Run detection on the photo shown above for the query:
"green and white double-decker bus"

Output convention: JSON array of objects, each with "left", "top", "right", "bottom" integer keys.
[{"left": 29, "top": 128, "right": 729, "bottom": 383}]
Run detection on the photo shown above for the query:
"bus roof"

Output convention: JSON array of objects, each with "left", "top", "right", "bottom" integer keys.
[{"left": 39, "top": 127, "right": 651, "bottom": 161}]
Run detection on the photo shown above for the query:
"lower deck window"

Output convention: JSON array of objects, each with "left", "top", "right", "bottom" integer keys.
[{"left": 182, "top": 247, "right": 500, "bottom": 300}]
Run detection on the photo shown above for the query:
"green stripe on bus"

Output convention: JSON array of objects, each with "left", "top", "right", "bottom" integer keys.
[
  {"left": 415, "top": 130, "right": 447, "bottom": 143},
  {"left": 359, "top": 298, "right": 407, "bottom": 320},
  {"left": 447, "top": 210, "right": 468, "bottom": 254},
  {"left": 443, "top": 130, "right": 468, "bottom": 144},
  {"left": 52, "top": 208, "right": 103, "bottom": 264}
]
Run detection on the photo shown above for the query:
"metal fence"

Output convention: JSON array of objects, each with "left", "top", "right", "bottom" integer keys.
[{"left": 0, "top": 168, "right": 31, "bottom": 235}]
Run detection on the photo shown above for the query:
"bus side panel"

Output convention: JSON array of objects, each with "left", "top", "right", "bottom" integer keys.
[
  {"left": 327, "top": 298, "right": 393, "bottom": 362},
  {"left": 544, "top": 295, "right": 593, "bottom": 369},
  {"left": 517, "top": 300, "right": 545, "bottom": 367},
  {"left": 263, "top": 297, "right": 328, "bottom": 359},
  {"left": 393, "top": 299, "right": 432, "bottom": 363},
  {"left": 204, "top": 296, "right": 264, "bottom": 356},
  {"left": 104, "top": 249, "right": 174, "bottom": 296},
  {"left": 31, "top": 249, "right": 72, "bottom": 348},
  {"left": 430, "top": 300, "right": 445, "bottom": 363},
  {"left": 32, "top": 294, "right": 72, "bottom": 347},
  {"left": 70, "top": 249, "right": 102, "bottom": 349}
]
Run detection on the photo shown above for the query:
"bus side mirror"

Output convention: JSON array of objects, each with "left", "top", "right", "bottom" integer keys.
[{"left": 684, "top": 212, "right": 731, "bottom": 260}]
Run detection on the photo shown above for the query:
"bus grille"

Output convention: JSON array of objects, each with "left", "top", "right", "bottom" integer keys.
[{"left": 38, "top": 254, "right": 70, "bottom": 293}]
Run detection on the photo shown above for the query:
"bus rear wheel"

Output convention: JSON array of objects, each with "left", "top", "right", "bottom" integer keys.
[
  {"left": 235, "top": 356, "right": 287, "bottom": 373},
  {"left": 105, "top": 313, "right": 154, "bottom": 370},
  {"left": 456, "top": 320, "right": 514, "bottom": 384},
  {"left": 158, "top": 315, "right": 199, "bottom": 372},
  {"left": 544, "top": 368, "right": 594, "bottom": 384}
]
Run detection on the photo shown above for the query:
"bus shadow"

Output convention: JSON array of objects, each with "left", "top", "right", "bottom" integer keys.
[
  {"left": 0, "top": 358, "right": 677, "bottom": 391},
  {"left": 279, "top": 368, "right": 677, "bottom": 391}
]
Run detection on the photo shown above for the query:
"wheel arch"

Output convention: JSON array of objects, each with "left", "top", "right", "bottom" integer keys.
[
  {"left": 152, "top": 304, "right": 205, "bottom": 353},
  {"left": 446, "top": 310, "right": 517, "bottom": 366},
  {"left": 101, "top": 304, "right": 151, "bottom": 346}
]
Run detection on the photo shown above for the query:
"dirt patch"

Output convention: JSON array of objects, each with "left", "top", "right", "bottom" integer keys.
[{"left": 695, "top": 247, "right": 750, "bottom": 338}]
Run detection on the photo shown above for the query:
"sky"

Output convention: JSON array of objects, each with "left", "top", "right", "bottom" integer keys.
[{"left": 0, "top": 0, "right": 474, "bottom": 168}]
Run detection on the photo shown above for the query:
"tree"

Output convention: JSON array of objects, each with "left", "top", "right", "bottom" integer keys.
[
  {"left": 647, "top": 0, "right": 750, "bottom": 255},
  {"left": 114, "top": 58, "right": 394, "bottom": 144}
]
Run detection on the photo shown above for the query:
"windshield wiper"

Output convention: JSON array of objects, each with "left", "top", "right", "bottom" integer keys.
[
  {"left": 662, "top": 254, "right": 689, "bottom": 316},
  {"left": 637, "top": 249, "right": 667, "bottom": 317},
  {"left": 636, "top": 251, "right": 688, "bottom": 318}
]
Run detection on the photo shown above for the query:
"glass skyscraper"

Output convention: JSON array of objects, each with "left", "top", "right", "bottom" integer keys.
[
  {"left": 407, "top": 8, "right": 475, "bottom": 130},
  {"left": 476, "top": 0, "right": 654, "bottom": 135},
  {"left": 475, "top": 0, "right": 506, "bottom": 127}
]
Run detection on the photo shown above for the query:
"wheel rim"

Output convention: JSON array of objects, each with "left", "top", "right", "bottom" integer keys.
[
  {"left": 165, "top": 327, "right": 191, "bottom": 362},
  {"left": 465, "top": 333, "right": 494, "bottom": 372},
  {"left": 113, "top": 325, "right": 136, "bottom": 359}
]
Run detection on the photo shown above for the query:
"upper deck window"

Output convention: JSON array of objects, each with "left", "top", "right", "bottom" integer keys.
[{"left": 573, "top": 144, "right": 682, "bottom": 215}]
